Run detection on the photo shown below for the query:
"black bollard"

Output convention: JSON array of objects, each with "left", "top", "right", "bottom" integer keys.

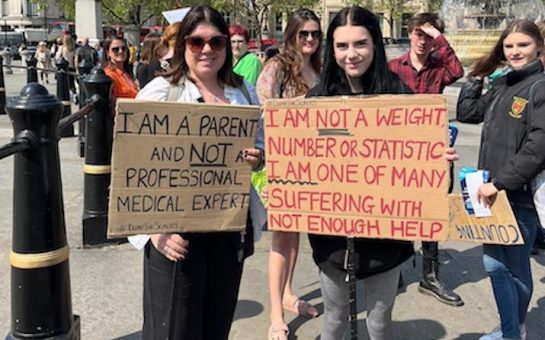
[
  {"left": 26, "top": 54, "right": 38, "bottom": 84},
  {"left": 5, "top": 83, "right": 80, "bottom": 339},
  {"left": 82, "top": 68, "right": 121, "bottom": 246},
  {"left": 0, "top": 55, "right": 5, "bottom": 115},
  {"left": 56, "top": 58, "right": 74, "bottom": 137},
  {"left": 76, "top": 59, "right": 94, "bottom": 158}
]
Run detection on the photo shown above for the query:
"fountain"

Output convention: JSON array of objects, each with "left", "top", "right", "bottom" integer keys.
[{"left": 442, "top": 0, "right": 545, "bottom": 65}]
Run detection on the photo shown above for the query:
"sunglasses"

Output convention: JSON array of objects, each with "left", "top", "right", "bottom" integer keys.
[
  {"left": 185, "top": 35, "right": 228, "bottom": 52},
  {"left": 110, "top": 46, "right": 126, "bottom": 54},
  {"left": 298, "top": 30, "right": 321, "bottom": 40}
]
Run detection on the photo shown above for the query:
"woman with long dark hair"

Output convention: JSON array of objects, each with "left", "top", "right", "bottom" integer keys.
[
  {"left": 307, "top": 6, "right": 457, "bottom": 339},
  {"left": 457, "top": 20, "right": 545, "bottom": 340},
  {"left": 134, "top": 5, "right": 264, "bottom": 339},
  {"left": 256, "top": 8, "right": 322, "bottom": 340}
]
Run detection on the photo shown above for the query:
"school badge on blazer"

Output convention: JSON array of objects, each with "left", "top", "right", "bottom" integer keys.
[{"left": 509, "top": 96, "right": 528, "bottom": 119}]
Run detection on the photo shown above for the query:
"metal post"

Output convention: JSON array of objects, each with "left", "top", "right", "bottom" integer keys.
[
  {"left": 56, "top": 58, "right": 74, "bottom": 137},
  {"left": 25, "top": 53, "right": 38, "bottom": 84},
  {"left": 82, "top": 68, "right": 121, "bottom": 246},
  {"left": 5, "top": 83, "right": 80, "bottom": 340},
  {"left": 76, "top": 59, "right": 93, "bottom": 158},
  {"left": 0, "top": 55, "right": 5, "bottom": 115}
]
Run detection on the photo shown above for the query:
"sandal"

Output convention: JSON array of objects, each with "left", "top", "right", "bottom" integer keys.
[
  {"left": 268, "top": 322, "right": 289, "bottom": 340},
  {"left": 283, "top": 298, "right": 319, "bottom": 318}
]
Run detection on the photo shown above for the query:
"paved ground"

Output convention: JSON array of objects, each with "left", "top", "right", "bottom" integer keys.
[{"left": 0, "top": 61, "right": 544, "bottom": 340}]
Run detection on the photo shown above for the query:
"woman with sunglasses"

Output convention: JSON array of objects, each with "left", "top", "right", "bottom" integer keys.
[
  {"left": 135, "top": 5, "right": 264, "bottom": 339},
  {"left": 255, "top": 8, "right": 322, "bottom": 340},
  {"left": 306, "top": 6, "right": 459, "bottom": 339},
  {"left": 102, "top": 37, "right": 138, "bottom": 108}
]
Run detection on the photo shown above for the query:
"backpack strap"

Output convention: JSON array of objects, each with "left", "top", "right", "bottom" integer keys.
[
  {"left": 166, "top": 84, "right": 183, "bottom": 102},
  {"left": 239, "top": 82, "right": 252, "bottom": 104}
]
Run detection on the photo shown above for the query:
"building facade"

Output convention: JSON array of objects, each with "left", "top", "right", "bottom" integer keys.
[{"left": 1, "top": 0, "right": 64, "bottom": 29}]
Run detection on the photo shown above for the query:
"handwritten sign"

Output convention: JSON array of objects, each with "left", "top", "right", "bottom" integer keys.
[
  {"left": 264, "top": 95, "right": 450, "bottom": 241},
  {"left": 449, "top": 191, "right": 523, "bottom": 244},
  {"left": 107, "top": 99, "right": 260, "bottom": 238}
]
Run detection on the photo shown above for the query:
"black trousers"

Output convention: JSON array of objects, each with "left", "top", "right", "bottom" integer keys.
[{"left": 142, "top": 232, "right": 244, "bottom": 340}]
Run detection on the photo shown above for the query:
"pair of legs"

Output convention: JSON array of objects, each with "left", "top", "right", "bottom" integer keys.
[
  {"left": 269, "top": 231, "right": 317, "bottom": 334},
  {"left": 483, "top": 205, "right": 537, "bottom": 339},
  {"left": 142, "top": 232, "right": 244, "bottom": 340},
  {"left": 320, "top": 264, "right": 401, "bottom": 340}
]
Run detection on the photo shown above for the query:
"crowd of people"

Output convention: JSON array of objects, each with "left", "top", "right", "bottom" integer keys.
[{"left": 24, "top": 3, "right": 545, "bottom": 340}]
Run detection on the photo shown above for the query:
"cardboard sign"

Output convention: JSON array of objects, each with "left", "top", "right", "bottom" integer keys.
[
  {"left": 107, "top": 99, "right": 260, "bottom": 238},
  {"left": 449, "top": 191, "right": 523, "bottom": 245},
  {"left": 264, "top": 95, "right": 450, "bottom": 241}
]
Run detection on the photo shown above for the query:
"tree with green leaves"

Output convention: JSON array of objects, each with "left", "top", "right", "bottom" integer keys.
[
  {"left": 31, "top": 0, "right": 75, "bottom": 20},
  {"left": 376, "top": 0, "right": 411, "bottom": 43},
  {"left": 212, "top": 0, "right": 320, "bottom": 47}
]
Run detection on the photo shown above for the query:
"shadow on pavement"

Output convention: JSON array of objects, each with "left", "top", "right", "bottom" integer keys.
[
  {"left": 233, "top": 299, "right": 264, "bottom": 321},
  {"left": 399, "top": 245, "right": 488, "bottom": 292},
  {"left": 309, "top": 318, "right": 446, "bottom": 340},
  {"left": 112, "top": 331, "right": 141, "bottom": 340}
]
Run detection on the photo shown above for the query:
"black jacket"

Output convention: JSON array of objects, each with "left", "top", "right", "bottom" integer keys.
[
  {"left": 457, "top": 60, "right": 545, "bottom": 205},
  {"left": 306, "top": 75, "right": 414, "bottom": 279}
]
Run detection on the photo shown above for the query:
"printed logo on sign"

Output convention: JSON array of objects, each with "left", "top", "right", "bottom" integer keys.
[{"left": 509, "top": 96, "right": 528, "bottom": 119}]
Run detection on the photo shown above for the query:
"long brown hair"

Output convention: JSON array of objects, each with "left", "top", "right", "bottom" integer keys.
[
  {"left": 270, "top": 8, "right": 322, "bottom": 96},
  {"left": 163, "top": 5, "right": 242, "bottom": 87},
  {"left": 469, "top": 20, "right": 544, "bottom": 77},
  {"left": 140, "top": 32, "right": 161, "bottom": 64}
]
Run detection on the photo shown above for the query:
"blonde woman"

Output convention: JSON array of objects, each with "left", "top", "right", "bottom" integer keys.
[{"left": 35, "top": 41, "right": 52, "bottom": 84}]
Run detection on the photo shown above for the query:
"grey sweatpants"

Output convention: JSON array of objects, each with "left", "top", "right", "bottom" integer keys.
[{"left": 319, "top": 264, "right": 401, "bottom": 340}]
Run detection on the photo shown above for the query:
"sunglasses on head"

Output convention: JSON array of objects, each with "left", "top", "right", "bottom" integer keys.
[
  {"left": 298, "top": 30, "right": 321, "bottom": 40},
  {"left": 185, "top": 35, "right": 228, "bottom": 52},
  {"left": 111, "top": 46, "right": 126, "bottom": 54}
]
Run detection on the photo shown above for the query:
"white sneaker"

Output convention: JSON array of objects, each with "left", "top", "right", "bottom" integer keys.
[
  {"left": 479, "top": 324, "right": 526, "bottom": 340},
  {"left": 479, "top": 325, "right": 502, "bottom": 340},
  {"left": 520, "top": 323, "right": 526, "bottom": 340}
]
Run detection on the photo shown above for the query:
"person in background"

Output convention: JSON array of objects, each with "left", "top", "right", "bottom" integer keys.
[
  {"left": 136, "top": 23, "right": 181, "bottom": 90},
  {"left": 94, "top": 42, "right": 103, "bottom": 67},
  {"left": 102, "top": 37, "right": 138, "bottom": 111},
  {"left": 75, "top": 36, "right": 98, "bottom": 72},
  {"left": 35, "top": 41, "right": 52, "bottom": 84},
  {"left": 135, "top": 4, "right": 264, "bottom": 339},
  {"left": 388, "top": 12, "right": 464, "bottom": 307},
  {"left": 230, "top": 24, "right": 262, "bottom": 85},
  {"left": 136, "top": 32, "right": 162, "bottom": 88},
  {"left": 259, "top": 45, "right": 280, "bottom": 64},
  {"left": 256, "top": 8, "right": 322, "bottom": 340},
  {"left": 55, "top": 34, "right": 77, "bottom": 97},
  {"left": 531, "top": 20, "right": 545, "bottom": 255},
  {"left": 457, "top": 20, "right": 545, "bottom": 340}
]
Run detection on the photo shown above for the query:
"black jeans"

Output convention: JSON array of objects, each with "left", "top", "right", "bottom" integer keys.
[{"left": 142, "top": 232, "right": 244, "bottom": 340}]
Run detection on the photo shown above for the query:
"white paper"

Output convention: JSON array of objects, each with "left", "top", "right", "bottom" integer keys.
[
  {"left": 127, "top": 234, "right": 150, "bottom": 251},
  {"left": 466, "top": 170, "right": 492, "bottom": 217},
  {"left": 162, "top": 7, "right": 191, "bottom": 24}
]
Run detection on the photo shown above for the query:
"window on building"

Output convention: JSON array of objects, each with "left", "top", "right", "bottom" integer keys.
[
  {"left": 376, "top": 12, "right": 384, "bottom": 32},
  {"left": 2, "top": 0, "right": 8, "bottom": 17},
  {"left": 275, "top": 13, "right": 283, "bottom": 36},
  {"left": 328, "top": 11, "right": 338, "bottom": 25},
  {"left": 27, "top": 0, "right": 39, "bottom": 17},
  {"left": 401, "top": 13, "right": 413, "bottom": 38},
  {"left": 222, "top": 12, "right": 231, "bottom": 26}
]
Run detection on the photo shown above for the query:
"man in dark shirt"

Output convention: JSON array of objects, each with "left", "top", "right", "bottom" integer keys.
[
  {"left": 389, "top": 13, "right": 464, "bottom": 307},
  {"left": 74, "top": 37, "right": 98, "bottom": 73}
]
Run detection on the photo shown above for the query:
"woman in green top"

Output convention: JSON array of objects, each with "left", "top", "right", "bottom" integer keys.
[{"left": 229, "top": 24, "right": 263, "bottom": 85}]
